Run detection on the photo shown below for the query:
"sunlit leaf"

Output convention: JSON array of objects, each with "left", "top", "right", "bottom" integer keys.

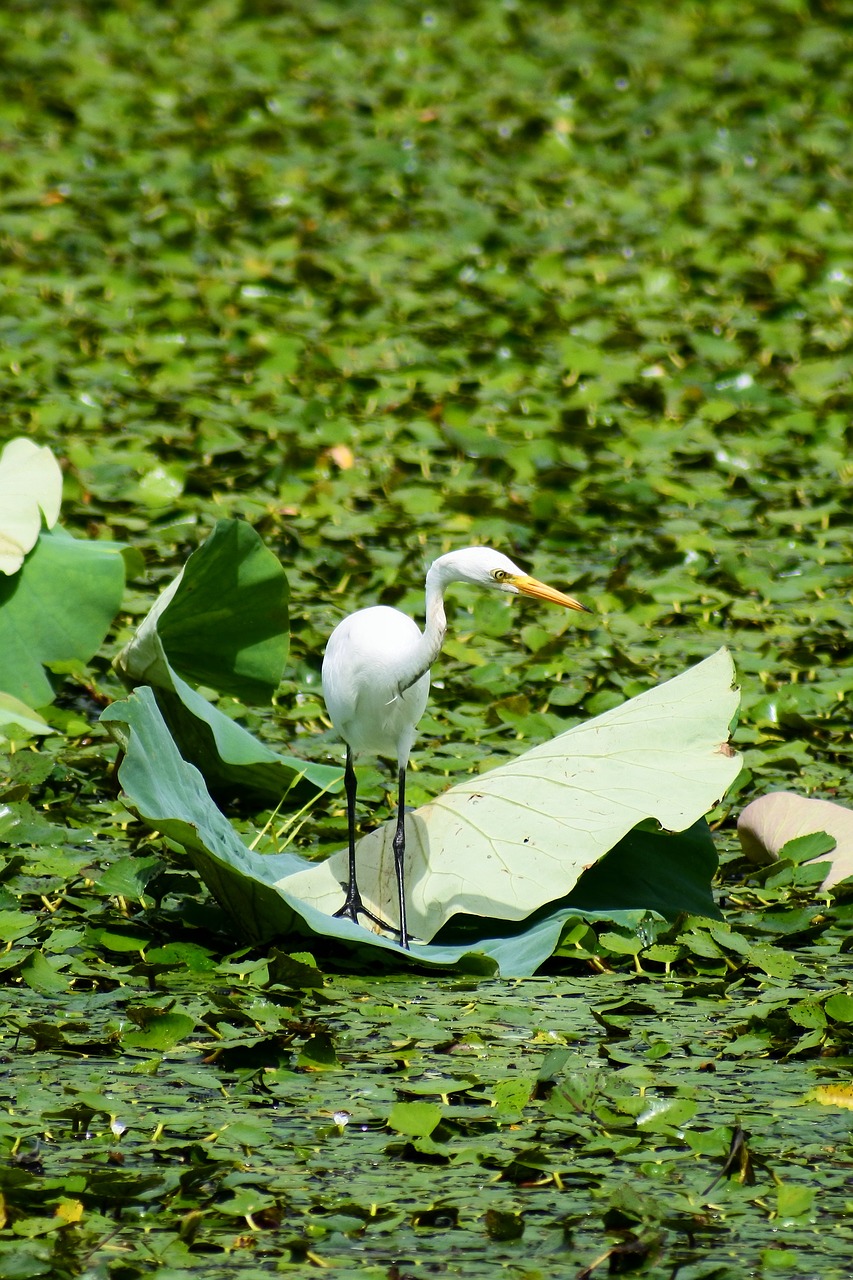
[
  {"left": 811, "top": 1084, "right": 853, "bottom": 1110},
  {"left": 122, "top": 1012, "right": 196, "bottom": 1051},
  {"left": 0, "top": 910, "right": 40, "bottom": 943},
  {"left": 19, "top": 949, "right": 69, "bottom": 995},
  {"left": 112, "top": 518, "right": 339, "bottom": 798},
  {"left": 116, "top": 518, "right": 289, "bottom": 703},
  {"left": 102, "top": 686, "right": 701, "bottom": 974},
  {"left": 284, "top": 649, "right": 740, "bottom": 940},
  {"left": 824, "top": 993, "right": 853, "bottom": 1024},
  {"left": 738, "top": 791, "right": 853, "bottom": 889},
  {"left": 0, "top": 693, "right": 55, "bottom": 738},
  {"left": 387, "top": 1100, "right": 443, "bottom": 1137},
  {"left": 103, "top": 654, "right": 734, "bottom": 970},
  {"left": 775, "top": 1182, "right": 816, "bottom": 1220},
  {"left": 0, "top": 438, "right": 62, "bottom": 576},
  {"left": 636, "top": 1096, "right": 697, "bottom": 1130}
]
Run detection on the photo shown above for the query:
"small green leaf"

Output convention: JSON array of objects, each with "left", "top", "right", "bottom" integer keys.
[
  {"left": 599, "top": 931, "right": 645, "bottom": 955},
  {"left": 788, "top": 999, "right": 827, "bottom": 1029},
  {"left": 636, "top": 1097, "right": 697, "bottom": 1131},
  {"left": 0, "top": 909, "right": 40, "bottom": 943},
  {"left": 683, "top": 1127, "right": 733, "bottom": 1157},
  {"left": 749, "top": 944, "right": 803, "bottom": 980},
  {"left": 97, "top": 856, "right": 164, "bottom": 899},
  {"left": 545, "top": 1071, "right": 602, "bottom": 1117},
  {"left": 122, "top": 1013, "right": 196, "bottom": 1051},
  {"left": 144, "top": 942, "right": 217, "bottom": 972},
  {"left": 824, "top": 992, "right": 853, "bottom": 1023},
  {"left": 85, "top": 926, "right": 149, "bottom": 954},
  {"left": 775, "top": 1182, "right": 816, "bottom": 1220},
  {"left": 297, "top": 1032, "right": 339, "bottom": 1070},
  {"left": 760, "top": 1250, "right": 800, "bottom": 1272},
  {"left": 387, "top": 1101, "right": 443, "bottom": 1138},
  {"left": 492, "top": 1077, "right": 533, "bottom": 1116},
  {"left": 779, "top": 831, "right": 837, "bottom": 865},
  {"left": 484, "top": 1209, "right": 524, "bottom": 1241},
  {"left": 20, "top": 950, "right": 69, "bottom": 994}
]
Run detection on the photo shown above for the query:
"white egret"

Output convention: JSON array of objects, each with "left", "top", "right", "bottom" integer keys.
[{"left": 321, "top": 546, "right": 590, "bottom": 949}]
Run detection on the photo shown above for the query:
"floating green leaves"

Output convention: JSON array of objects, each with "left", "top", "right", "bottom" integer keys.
[{"left": 2, "top": 0, "right": 853, "bottom": 1273}]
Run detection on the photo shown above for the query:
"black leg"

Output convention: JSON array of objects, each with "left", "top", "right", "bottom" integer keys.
[
  {"left": 333, "top": 747, "right": 400, "bottom": 936},
  {"left": 392, "top": 765, "right": 410, "bottom": 950},
  {"left": 343, "top": 745, "right": 358, "bottom": 900}
]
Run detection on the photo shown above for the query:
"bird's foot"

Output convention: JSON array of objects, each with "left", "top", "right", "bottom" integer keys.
[{"left": 333, "top": 889, "right": 400, "bottom": 939}]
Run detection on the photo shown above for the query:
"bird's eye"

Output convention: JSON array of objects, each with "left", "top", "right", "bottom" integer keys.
[{"left": 492, "top": 569, "right": 508, "bottom": 582}]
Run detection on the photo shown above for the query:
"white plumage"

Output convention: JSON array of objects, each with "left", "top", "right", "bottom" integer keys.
[
  {"left": 322, "top": 605, "right": 430, "bottom": 761},
  {"left": 322, "top": 546, "right": 589, "bottom": 949}
]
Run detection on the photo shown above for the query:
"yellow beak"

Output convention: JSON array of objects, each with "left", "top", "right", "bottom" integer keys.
[{"left": 511, "top": 574, "right": 591, "bottom": 613}]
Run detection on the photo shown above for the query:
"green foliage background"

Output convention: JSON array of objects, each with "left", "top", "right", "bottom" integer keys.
[{"left": 0, "top": 1, "right": 851, "bottom": 1276}]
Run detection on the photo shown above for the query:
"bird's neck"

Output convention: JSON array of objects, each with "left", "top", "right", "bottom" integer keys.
[{"left": 395, "top": 564, "right": 448, "bottom": 695}]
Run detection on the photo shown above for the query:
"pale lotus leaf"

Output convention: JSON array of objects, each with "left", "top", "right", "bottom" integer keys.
[
  {"left": 101, "top": 686, "right": 559, "bottom": 973},
  {"left": 0, "top": 692, "right": 56, "bottom": 738},
  {"left": 0, "top": 438, "right": 63, "bottom": 575},
  {"left": 738, "top": 791, "right": 853, "bottom": 889},
  {"left": 282, "top": 648, "right": 740, "bottom": 941},
  {"left": 102, "top": 683, "right": 724, "bottom": 975}
]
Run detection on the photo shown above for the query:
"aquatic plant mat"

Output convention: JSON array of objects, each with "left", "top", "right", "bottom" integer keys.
[
  {"left": 1, "top": 902, "right": 852, "bottom": 1276},
  {"left": 1, "top": 0, "right": 852, "bottom": 1275}
]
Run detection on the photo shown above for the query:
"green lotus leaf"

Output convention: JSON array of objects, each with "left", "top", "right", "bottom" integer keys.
[
  {"left": 0, "top": 527, "right": 126, "bottom": 706},
  {"left": 113, "top": 518, "right": 339, "bottom": 798},
  {"left": 115, "top": 518, "right": 289, "bottom": 704}
]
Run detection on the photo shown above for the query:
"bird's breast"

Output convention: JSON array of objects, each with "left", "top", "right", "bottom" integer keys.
[{"left": 322, "top": 606, "right": 431, "bottom": 760}]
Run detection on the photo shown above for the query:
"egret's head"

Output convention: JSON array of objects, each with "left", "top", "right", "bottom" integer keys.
[{"left": 428, "top": 546, "right": 590, "bottom": 612}]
